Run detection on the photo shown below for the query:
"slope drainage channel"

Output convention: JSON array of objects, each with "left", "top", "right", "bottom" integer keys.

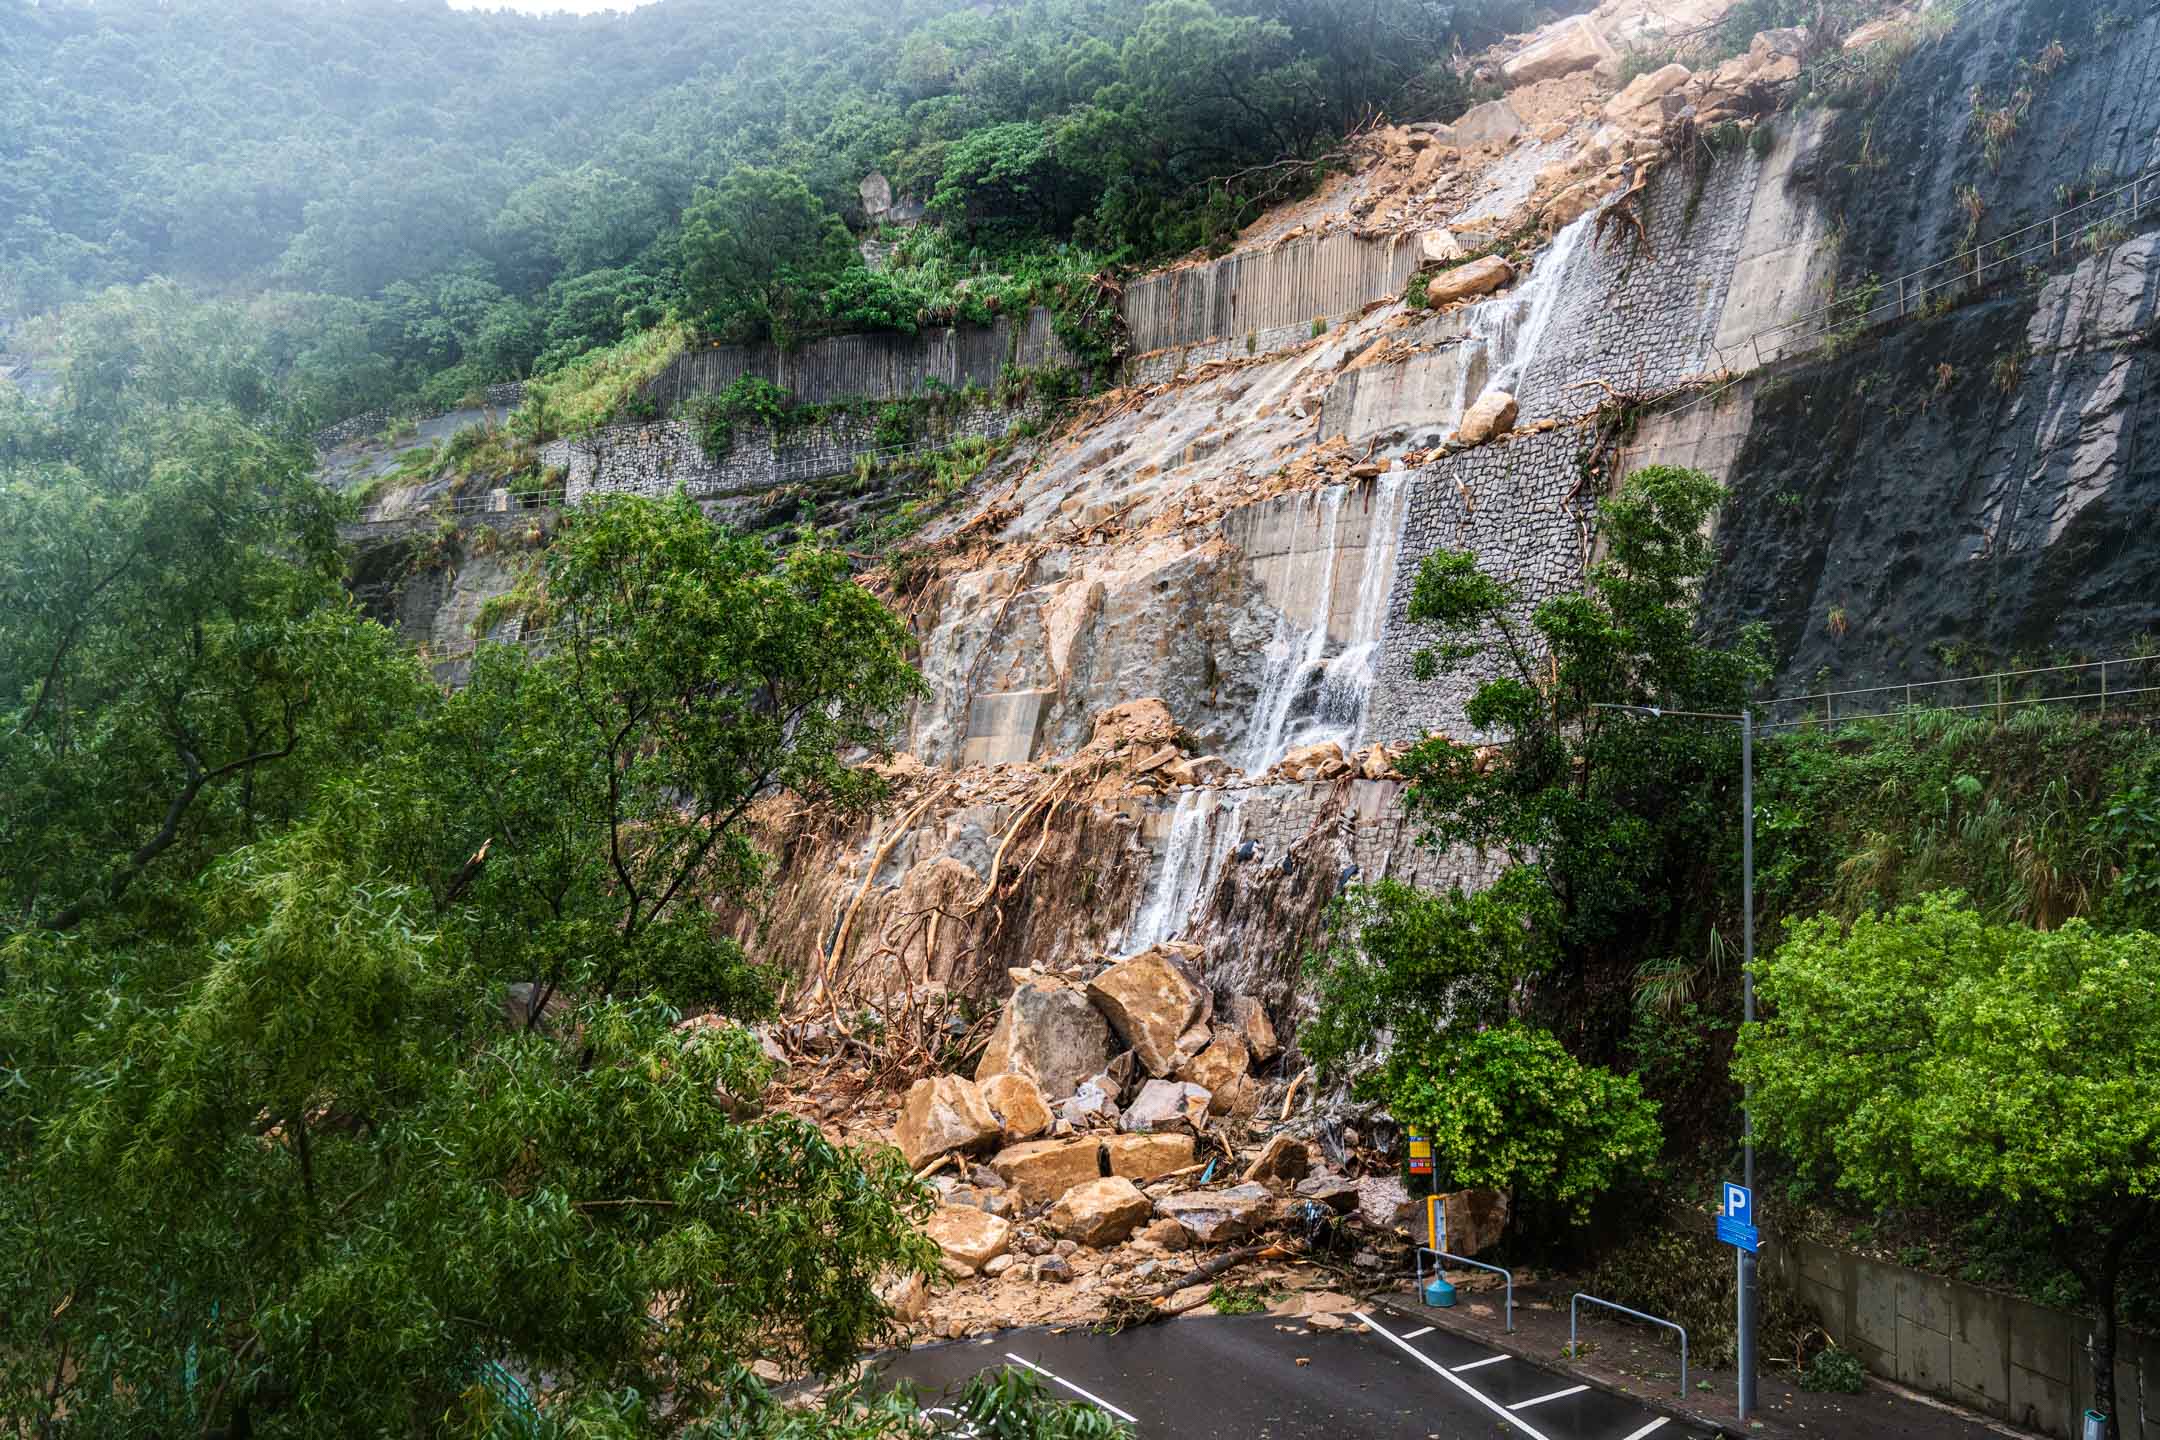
[{"left": 870, "top": 1310, "right": 1717, "bottom": 1440}]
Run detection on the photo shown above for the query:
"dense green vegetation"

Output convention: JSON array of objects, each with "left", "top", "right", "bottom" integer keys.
[
  {"left": 1741, "top": 896, "right": 2158, "bottom": 1435},
  {"left": 0, "top": 261, "right": 1048, "bottom": 1440},
  {"left": 1311, "top": 465, "right": 2160, "bottom": 1396},
  {"left": 6, "top": 0, "right": 1528, "bottom": 422}
]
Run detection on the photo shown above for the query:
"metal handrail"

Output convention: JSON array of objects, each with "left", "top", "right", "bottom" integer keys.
[
  {"left": 1654, "top": 161, "right": 2158, "bottom": 424},
  {"left": 1415, "top": 1247, "right": 1514, "bottom": 1332},
  {"left": 1723, "top": 163, "right": 2156, "bottom": 364},
  {"left": 1757, "top": 653, "right": 2160, "bottom": 731},
  {"left": 1570, "top": 1293, "right": 1687, "bottom": 1396}
]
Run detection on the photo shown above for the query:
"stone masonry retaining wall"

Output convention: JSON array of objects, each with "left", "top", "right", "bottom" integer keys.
[
  {"left": 1515, "top": 148, "right": 1771, "bottom": 425},
  {"left": 542, "top": 400, "right": 1038, "bottom": 503},
  {"left": 1368, "top": 427, "right": 1593, "bottom": 746}
]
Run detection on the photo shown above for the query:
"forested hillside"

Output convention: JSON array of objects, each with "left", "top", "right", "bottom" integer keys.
[{"left": 4, "top": 0, "right": 1518, "bottom": 419}]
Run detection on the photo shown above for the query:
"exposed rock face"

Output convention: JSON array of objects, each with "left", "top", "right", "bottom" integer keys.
[
  {"left": 895, "top": 1076, "right": 1003, "bottom": 1168},
  {"left": 1455, "top": 390, "right": 1520, "bottom": 445},
  {"left": 925, "top": 1205, "right": 1012, "bottom": 1273},
  {"left": 1155, "top": 1182, "right": 1274, "bottom": 1243},
  {"left": 1120, "top": 1079, "right": 1212, "bottom": 1133},
  {"left": 975, "top": 978, "right": 1116, "bottom": 1101},
  {"left": 1103, "top": 1132, "right": 1196, "bottom": 1182},
  {"left": 1425, "top": 256, "right": 1515, "bottom": 306},
  {"left": 1086, "top": 950, "right": 1209, "bottom": 1076},
  {"left": 979, "top": 1072, "right": 1053, "bottom": 1142},
  {"left": 1502, "top": 16, "right": 1616, "bottom": 85},
  {"left": 990, "top": 1137, "right": 1106, "bottom": 1206},
  {"left": 1049, "top": 1176, "right": 1154, "bottom": 1246},
  {"left": 1223, "top": 996, "right": 1280, "bottom": 1062}
]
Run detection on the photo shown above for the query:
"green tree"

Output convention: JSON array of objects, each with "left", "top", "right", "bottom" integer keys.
[
  {"left": 1400, "top": 466, "right": 1773, "bottom": 1059},
  {"left": 426, "top": 493, "right": 924, "bottom": 1021},
  {"left": 680, "top": 168, "right": 855, "bottom": 345},
  {"left": 1736, "top": 894, "right": 2160, "bottom": 1438},
  {"left": 1385, "top": 1022, "right": 1663, "bottom": 1226},
  {"left": 1303, "top": 871, "right": 1659, "bottom": 1225}
]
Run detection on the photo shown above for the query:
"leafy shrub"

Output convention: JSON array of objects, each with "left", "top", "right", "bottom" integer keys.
[
  {"left": 1801, "top": 1347, "right": 1868, "bottom": 1392},
  {"left": 686, "top": 375, "right": 792, "bottom": 459},
  {"left": 1207, "top": 1284, "right": 1270, "bottom": 1315}
]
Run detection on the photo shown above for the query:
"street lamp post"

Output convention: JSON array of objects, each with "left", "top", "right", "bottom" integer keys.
[{"left": 1594, "top": 703, "right": 1757, "bottom": 1424}]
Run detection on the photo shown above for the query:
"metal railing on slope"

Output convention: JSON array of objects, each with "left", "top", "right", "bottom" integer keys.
[
  {"left": 1758, "top": 653, "right": 2160, "bottom": 732},
  {"left": 1648, "top": 161, "right": 2159, "bottom": 426}
]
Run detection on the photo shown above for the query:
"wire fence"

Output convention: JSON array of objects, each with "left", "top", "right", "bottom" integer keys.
[{"left": 1758, "top": 654, "right": 2160, "bottom": 733}]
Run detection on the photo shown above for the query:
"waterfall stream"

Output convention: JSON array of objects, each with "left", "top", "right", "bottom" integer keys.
[
  {"left": 1452, "top": 211, "right": 1594, "bottom": 417},
  {"left": 1119, "top": 470, "right": 1410, "bottom": 954}
]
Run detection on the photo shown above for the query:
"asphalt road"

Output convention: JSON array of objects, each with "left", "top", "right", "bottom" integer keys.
[{"left": 872, "top": 1307, "right": 1721, "bottom": 1440}]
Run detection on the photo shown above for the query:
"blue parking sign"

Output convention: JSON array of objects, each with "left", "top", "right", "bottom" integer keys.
[{"left": 1718, "top": 1182, "right": 1758, "bottom": 1251}]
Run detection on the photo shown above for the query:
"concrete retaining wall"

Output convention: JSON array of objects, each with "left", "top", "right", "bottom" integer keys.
[
  {"left": 1772, "top": 1236, "right": 2158, "bottom": 1439},
  {"left": 643, "top": 309, "right": 1069, "bottom": 410},
  {"left": 1123, "top": 231, "right": 1423, "bottom": 359}
]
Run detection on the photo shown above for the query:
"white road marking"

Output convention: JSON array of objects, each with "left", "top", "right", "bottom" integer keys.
[
  {"left": 1352, "top": 1312, "right": 1555, "bottom": 1440},
  {"left": 1507, "top": 1384, "right": 1589, "bottom": 1411},
  {"left": 1001, "top": 1353, "right": 1140, "bottom": 1425},
  {"left": 1452, "top": 1355, "right": 1510, "bottom": 1373},
  {"left": 1403, "top": 1326, "right": 1435, "bottom": 1339},
  {"left": 1617, "top": 1419, "right": 1670, "bottom": 1440}
]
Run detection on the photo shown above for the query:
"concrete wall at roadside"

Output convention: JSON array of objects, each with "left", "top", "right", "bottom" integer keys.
[{"left": 1772, "top": 1235, "right": 2158, "bottom": 1439}]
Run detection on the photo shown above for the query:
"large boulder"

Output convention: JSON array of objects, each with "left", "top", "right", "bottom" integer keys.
[
  {"left": 1424, "top": 256, "right": 1516, "bottom": 306},
  {"left": 980, "top": 1072, "right": 1053, "bottom": 1142},
  {"left": 1451, "top": 98, "right": 1525, "bottom": 146},
  {"left": 1104, "top": 1132, "right": 1196, "bottom": 1183},
  {"left": 894, "top": 1075, "right": 1003, "bottom": 1169},
  {"left": 924, "top": 1205, "right": 1012, "bottom": 1274},
  {"left": 1242, "top": 1134, "right": 1312, "bottom": 1186},
  {"left": 1440, "top": 1188, "right": 1512, "bottom": 1256},
  {"left": 1155, "top": 1182, "right": 1275, "bottom": 1244},
  {"left": 975, "top": 978, "right": 1116, "bottom": 1101},
  {"left": 1048, "top": 1177, "right": 1154, "bottom": 1247},
  {"left": 1222, "top": 995, "right": 1280, "bottom": 1063},
  {"left": 1087, "top": 950, "right": 1208, "bottom": 1076},
  {"left": 1501, "top": 16, "right": 1617, "bottom": 85},
  {"left": 989, "top": 1137, "right": 1107, "bottom": 1206},
  {"left": 1603, "top": 62, "right": 1692, "bottom": 122},
  {"left": 1455, "top": 390, "right": 1519, "bottom": 445},
  {"left": 1295, "top": 1174, "right": 1362, "bottom": 1213},
  {"left": 1177, "top": 1027, "right": 1251, "bottom": 1114},
  {"left": 1120, "top": 1079, "right": 1212, "bottom": 1134},
  {"left": 1356, "top": 1175, "right": 1419, "bottom": 1231},
  {"left": 1419, "top": 228, "right": 1467, "bottom": 265}
]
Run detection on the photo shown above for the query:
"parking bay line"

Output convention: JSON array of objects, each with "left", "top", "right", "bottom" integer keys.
[
  {"left": 1508, "top": 1384, "right": 1590, "bottom": 1411},
  {"left": 1001, "top": 1353, "right": 1140, "bottom": 1425},
  {"left": 1616, "top": 1420, "right": 1669, "bottom": 1440},
  {"left": 1452, "top": 1355, "right": 1509, "bottom": 1373},
  {"left": 1352, "top": 1312, "right": 1555, "bottom": 1440},
  {"left": 1403, "top": 1326, "right": 1435, "bottom": 1339}
]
